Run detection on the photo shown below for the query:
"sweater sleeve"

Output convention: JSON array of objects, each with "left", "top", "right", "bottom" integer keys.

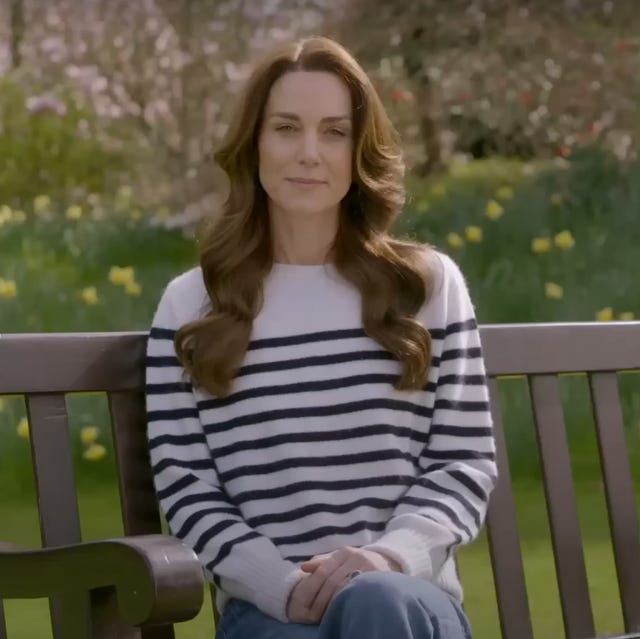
[
  {"left": 363, "top": 254, "right": 497, "bottom": 580},
  {"left": 145, "top": 281, "right": 304, "bottom": 622}
]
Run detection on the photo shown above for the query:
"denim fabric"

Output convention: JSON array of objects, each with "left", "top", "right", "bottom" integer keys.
[{"left": 216, "top": 572, "right": 473, "bottom": 639}]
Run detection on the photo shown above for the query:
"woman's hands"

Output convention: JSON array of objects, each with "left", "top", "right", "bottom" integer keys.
[{"left": 286, "top": 546, "right": 401, "bottom": 624}]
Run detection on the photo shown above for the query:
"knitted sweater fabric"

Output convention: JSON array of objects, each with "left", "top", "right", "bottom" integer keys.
[{"left": 145, "top": 250, "right": 497, "bottom": 623}]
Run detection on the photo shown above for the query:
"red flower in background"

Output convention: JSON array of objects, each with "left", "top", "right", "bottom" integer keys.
[{"left": 519, "top": 91, "right": 534, "bottom": 106}]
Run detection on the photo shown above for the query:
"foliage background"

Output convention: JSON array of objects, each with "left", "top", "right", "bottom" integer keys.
[{"left": 1, "top": 2, "right": 639, "bottom": 637}]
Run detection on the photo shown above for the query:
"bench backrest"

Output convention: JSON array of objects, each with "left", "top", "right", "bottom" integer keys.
[{"left": 1, "top": 322, "right": 639, "bottom": 639}]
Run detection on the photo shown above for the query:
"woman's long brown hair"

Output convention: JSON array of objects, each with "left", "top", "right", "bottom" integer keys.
[{"left": 175, "top": 36, "right": 435, "bottom": 397}]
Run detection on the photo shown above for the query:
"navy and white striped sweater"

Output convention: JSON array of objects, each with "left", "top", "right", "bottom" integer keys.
[{"left": 145, "top": 250, "right": 497, "bottom": 623}]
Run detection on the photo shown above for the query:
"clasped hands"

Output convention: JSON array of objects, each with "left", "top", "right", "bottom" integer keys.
[{"left": 286, "top": 546, "right": 401, "bottom": 624}]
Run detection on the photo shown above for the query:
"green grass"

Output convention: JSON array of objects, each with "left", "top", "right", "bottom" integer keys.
[{"left": 1, "top": 482, "right": 633, "bottom": 639}]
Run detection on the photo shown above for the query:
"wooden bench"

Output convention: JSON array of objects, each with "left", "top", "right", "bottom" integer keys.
[{"left": 1, "top": 322, "right": 639, "bottom": 639}]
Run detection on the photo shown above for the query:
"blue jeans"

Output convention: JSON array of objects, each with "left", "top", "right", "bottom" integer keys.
[{"left": 216, "top": 572, "right": 473, "bottom": 639}]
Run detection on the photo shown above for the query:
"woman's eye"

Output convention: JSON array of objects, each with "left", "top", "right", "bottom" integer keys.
[
  {"left": 328, "top": 129, "right": 347, "bottom": 137},
  {"left": 276, "top": 124, "right": 296, "bottom": 132}
]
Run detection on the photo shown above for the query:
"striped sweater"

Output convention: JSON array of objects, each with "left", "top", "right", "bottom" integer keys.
[{"left": 145, "top": 250, "right": 497, "bottom": 623}]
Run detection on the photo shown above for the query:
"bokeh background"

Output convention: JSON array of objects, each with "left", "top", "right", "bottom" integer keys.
[{"left": 1, "top": 1, "right": 639, "bottom": 637}]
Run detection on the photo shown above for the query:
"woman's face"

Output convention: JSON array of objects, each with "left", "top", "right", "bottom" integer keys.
[{"left": 258, "top": 70, "right": 353, "bottom": 221}]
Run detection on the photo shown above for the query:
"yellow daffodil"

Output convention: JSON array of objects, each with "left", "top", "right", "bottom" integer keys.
[
  {"left": 129, "top": 209, "right": 143, "bottom": 221},
  {"left": 83, "top": 443, "right": 107, "bottom": 461},
  {"left": 17, "top": 417, "right": 29, "bottom": 439},
  {"left": 464, "top": 226, "right": 483, "bottom": 242},
  {"left": 13, "top": 210, "right": 26, "bottom": 224},
  {"left": 66, "top": 205, "right": 83, "bottom": 220},
  {"left": 415, "top": 200, "right": 430, "bottom": 213},
  {"left": 531, "top": 237, "right": 552, "bottom": 254},
  {"left": 554, "top": 230, "right": 575, "bottom": 250},
  {"left": 485, "top": 199, "right": 504, "bottom": 220},
  {"left": 544, "top": 282, "right": 564, "bottom": 300},
  {"left": 596, "top": 307, "right": 614, "bottom": 322},
  {"left": 117, "top": 185, "right": 132, "bottom": 201},
  {"left": 34, "top": 195, "right": 51, "bottom": 214},
  {"left": 156, "top": 206, "right": 171, "bottom": 219},
  {"left": 81, "top": 286, "right": 99, "bottom": 305},
  {"left": 446, "top": 232, "right": 464, "bottom": 249},
  {"left": 0, "top": 205, "right": 12, "bottom": 223},
  {"left": 0, "top": 278, "right": 17, "bottom": 299},
  {"left": 125, "top": 280, "right": 142, "bottom": 296},
  {"left": 80, "top": 426, "right": 100, "bottom": 445},
  {"left": 431, "top": 184, "right": 447, "bottom": 198},
  {"left": 108, "top": 266, "right": 135, "bottom": 286},
  {"left": 495, "top": 186, "right": 514, "bottom": 200},
  {"left": 550, "top": 193, "right": 564, "bottom": 207},
  {"left": 618, "top": 311, "right": 635, "bottom": 321}
]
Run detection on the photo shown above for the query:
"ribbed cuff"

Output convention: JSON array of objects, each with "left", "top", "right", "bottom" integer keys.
[
  {"left": 252, "top": 564, "right": 305, "bottom": 623},
  {"left": 363, "top": 528, "right": 434, "bottom": 579}
]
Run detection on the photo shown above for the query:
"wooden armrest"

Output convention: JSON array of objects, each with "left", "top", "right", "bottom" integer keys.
[{"left": 0, "top": 534, "right": 204, "bottom": 625}]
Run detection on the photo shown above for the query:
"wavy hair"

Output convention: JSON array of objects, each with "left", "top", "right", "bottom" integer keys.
[{"left": 175, "top": 36, "right": 435, "bottom": 397}]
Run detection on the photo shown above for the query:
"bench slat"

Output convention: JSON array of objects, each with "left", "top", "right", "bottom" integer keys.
[
  {"left": 109, "top": 393, "right": 179, "bottom": 639},
  {"left": 0, "top": 603, "right": 6, "bottom": 639},
  {"left": 485, "top": 378, "right": 534, "bottom": 639},
  {"left": 26, "top": 393, "right": 89, "bottom": 638},
  {"left": 589, "top": 372, "right": 640, "bottom": 632},
  {"left": 481, "top": 322, "right": 640, "bottom": 376},
  {"left": 0, "top": 333, "right": 146, "bottom": 394},
  {"left": 109, "top": 390, "right": 164, "bottom": 537},
  {"left": 529, "top": 374, "right": 595, "bottom": 639}
]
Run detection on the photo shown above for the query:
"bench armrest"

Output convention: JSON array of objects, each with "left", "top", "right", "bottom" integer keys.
[{"left": 0, "top": 534, "right": 204, "bottom": 625}]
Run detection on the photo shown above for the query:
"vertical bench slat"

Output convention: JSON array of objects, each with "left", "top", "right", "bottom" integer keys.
[
  {"left": 26, "top": 393, "right": 82, "bottom": 546},
  {"left": 26, "top": 393, "right": 89, "bottom": 639},
  {"left": 485, "top": 378, "right": 534, "bottom": 639},
  {"left": 109, "top": 392, "right": 177, "bottom": 639},
  {"left": 0, "top": 602, "right": 7, "bottom": 639},
  {"left": 109, "top": 390, "right": 163, "bottom": 536},
  {"left": 589, "top": 372, "right": 640, "bottom": 632},
  {"left": 529, "top": 375, "right": 595, "bottom": 639}
]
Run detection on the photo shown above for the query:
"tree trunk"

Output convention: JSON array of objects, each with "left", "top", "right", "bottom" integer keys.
[{"left": 9, "top": 0, "right": 25, "bottom": 69}]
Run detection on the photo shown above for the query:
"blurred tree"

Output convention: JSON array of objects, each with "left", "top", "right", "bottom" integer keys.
[
  {"left": 9, "top": 0, "right": 24, "bottom": 69},
  {"left": 330, "top": 0, "right": 640, "bottom": 173}
]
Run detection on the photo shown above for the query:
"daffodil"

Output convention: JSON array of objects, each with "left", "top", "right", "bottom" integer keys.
[
  {"left": 156, "top": 206, "right": 171, "bottom": 219},
  {"left": 464, "top": 226, "right": 483, "bottom": 242},
  {"left": 83, "top": 443, "right": 107, "bottom": 461},
  {"left": 117, "top": 185, "right": 132, "bottom": 202},
  {"left": 108, "top": 266, "right": 135, "bottom": 286},
  {"left": 13, "top": 210, "right": 26, "bottom": 224},
  {"left": 596, "top": 307, "right": 614, "bottom": 322},
  {"left": 0, "top": 205, "right": 12, "bottom": 223},
  {"left": 544, "top": 282, "right": 564, "bottom": 300},
  {"left": 550, "top": 193, "right": 564, "bottom": 207},
  {"left": 0, "top": 278, "right": 17, "bottom": 299},
  {"left": 485, "top": 200, "right": 504, "bottom": 220},
  {"left": 34, "top": 195, "right": 51, "bottom": 214},
  {"left": 531, "top": 237, "right": 552, "bottom": 254},
  {"left": 125, "top": 280, "right": 142, "bottom": 296},
  {"left": 554, "top": 230, "right": 575, "bottom": 250},
  {"left": 129, "top": 209, "right": 143, "bottom": 221},
  {"left": 66, "top": 205, "right": 83, "bottom": 220},
  {"left": 81, "top": 286, "right": 99, "bottom": 305},
  {"left": 618, "top": 311, "right": 635, "bottom": 321},
  {"left": 495, "top": 186, "right": 514, "bottom": 200},
  {"left": 431, "top": 184, "right": 447, "bottom": 198},
  {"left": 17, "top": 417, "right": 29, "bottom": 439},
  {"left": 80, "top": 426, "right": 100, "bottom": 445},
  {"left": 446, "top": 232, "right": 464, "bottom": 249}
]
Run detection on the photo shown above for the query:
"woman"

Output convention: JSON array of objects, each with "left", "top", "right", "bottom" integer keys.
[{"left": 145, "top": 36, "right": 496, "bottom": 639}]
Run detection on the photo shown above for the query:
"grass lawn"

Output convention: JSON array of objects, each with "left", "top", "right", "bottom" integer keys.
[{"left": 0, "top": 481, "right": 632, "bottom": 639}]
